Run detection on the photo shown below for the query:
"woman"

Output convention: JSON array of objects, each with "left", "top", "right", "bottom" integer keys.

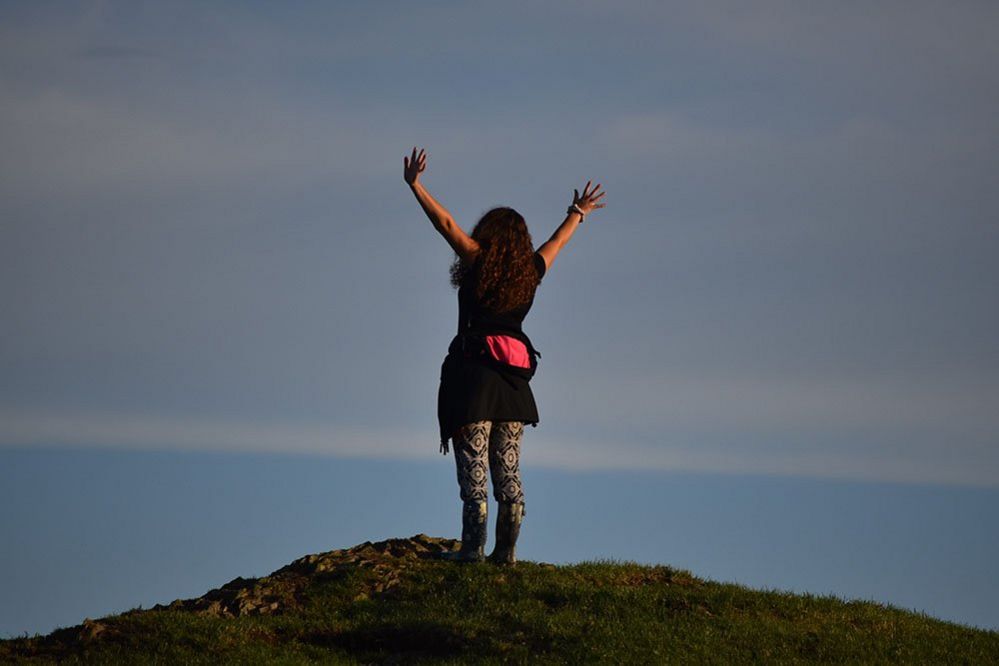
[{"left": 404, "top": 146, "right": 605, "bottom": 564}]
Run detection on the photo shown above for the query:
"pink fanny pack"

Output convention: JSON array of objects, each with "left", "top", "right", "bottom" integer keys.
[{"left": 483, "top": 334, "right": 531, "bottom": 369}]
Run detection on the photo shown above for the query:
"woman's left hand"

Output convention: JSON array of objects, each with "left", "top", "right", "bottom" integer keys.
[
  {"left": 404, "top": 146, "right": 427, "bottom": 185},
  {"left": 573, "top": 180, "right": 606, "bottom": 215}
]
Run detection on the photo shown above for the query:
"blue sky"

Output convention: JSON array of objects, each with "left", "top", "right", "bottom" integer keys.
[
  {"left": 4, "top": 449, "right": 998, "bottom": 637},
  {"left": 2, "top": 0, "right": 998, "bottom": 636}
]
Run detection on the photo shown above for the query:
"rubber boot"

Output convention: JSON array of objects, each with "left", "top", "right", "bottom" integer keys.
[
  {"left": 488, "top": 501, "right": 524, "bottom": 565},
  {"left": 441, "top": 500, "right": 487, "bottom": 563}
]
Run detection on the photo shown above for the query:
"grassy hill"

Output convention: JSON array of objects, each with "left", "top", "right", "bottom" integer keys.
[{"left": 3, "top": 534, "right": 997, "bottom": 664}]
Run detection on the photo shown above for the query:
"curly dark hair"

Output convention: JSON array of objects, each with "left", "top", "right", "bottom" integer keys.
[{"left": 449, "top": 207, "right": 540, "bottom": 313}]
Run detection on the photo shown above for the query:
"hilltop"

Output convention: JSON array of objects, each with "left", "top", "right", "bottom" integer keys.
[{"left": 2, "top": 534, "right": 997, "bottom": 663}]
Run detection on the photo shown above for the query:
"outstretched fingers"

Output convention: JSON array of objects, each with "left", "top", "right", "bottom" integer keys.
[
  {"left": 570, "top": 180, "right": 607, "bottom": 214},
  {"left": 581, "top": 181, "right": 604, "bottom": 200},
  {"left": 403, "top": 146, "right": 429, "bottom": 184},
  {"left": 406, "top": 146, "right": 426, "bottom": 163}
]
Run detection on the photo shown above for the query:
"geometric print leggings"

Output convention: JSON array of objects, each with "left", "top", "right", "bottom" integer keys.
[{"left": 452, "top": 420, "right": 525, "bottom": 506}]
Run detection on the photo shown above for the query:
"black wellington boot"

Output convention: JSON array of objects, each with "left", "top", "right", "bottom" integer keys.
[
  {"left": 488, "top": 501, "right": 524, "bottom": 565},
  {"left": 441, "top": 500, "right": 487, "bottom": 563}
]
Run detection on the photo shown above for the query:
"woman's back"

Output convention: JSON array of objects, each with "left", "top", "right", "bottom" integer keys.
[{"left": 456, "top": 251, "right": 547, "bottom": 336}]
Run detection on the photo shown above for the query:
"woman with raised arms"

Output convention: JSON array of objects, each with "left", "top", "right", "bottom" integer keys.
[{"left": 404, "top": 146, "right": 605, "bottom": 564}]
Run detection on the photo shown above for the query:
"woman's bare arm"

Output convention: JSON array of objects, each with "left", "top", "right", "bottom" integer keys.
[
  {"left": 537, "top": 181, "right": 606, "bottom": 271},
  {"left": 404, "top": 147, "right": 479, "bottom": 263}
]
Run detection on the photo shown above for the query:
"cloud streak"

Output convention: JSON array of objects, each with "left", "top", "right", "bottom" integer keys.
[{"left": 2, "top": 406, "right": 994, "bottom": 488}]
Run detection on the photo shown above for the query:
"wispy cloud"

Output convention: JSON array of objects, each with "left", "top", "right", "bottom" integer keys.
[
  {"left": 545, "top": 370, "right": 999, "bottom": 434},
  {"left": 0, "top": 408, "right": 425, "bottom": 460},
  {"left": 2, "top": 407, "right": 995, "bottom": 488},
  {"left": 0, "top": 84, "right": 381, "bottom": 201}
]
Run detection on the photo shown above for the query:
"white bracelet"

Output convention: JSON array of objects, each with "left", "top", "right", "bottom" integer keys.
[{"left": 567, "top": 203, "right": 585, "bottom": 221}]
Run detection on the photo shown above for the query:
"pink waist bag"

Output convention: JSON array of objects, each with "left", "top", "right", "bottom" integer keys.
[{"left": 483, "top": 335, "right": 531, "bottom": 369}]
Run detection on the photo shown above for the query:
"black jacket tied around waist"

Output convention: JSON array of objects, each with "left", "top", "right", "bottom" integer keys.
[{"left": 437, "top": 329, "right": 541, "bottom": 454}]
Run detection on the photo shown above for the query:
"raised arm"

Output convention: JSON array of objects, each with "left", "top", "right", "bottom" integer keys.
[
  {"left": 537, "top": 180, "right": 606, "bottom": 271},
  {"left": 404, "top": 147, "right": 479, "bottom": 263}
]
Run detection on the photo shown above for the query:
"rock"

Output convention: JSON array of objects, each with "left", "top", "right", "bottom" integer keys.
[
  {"left": 145, "top": 535, "right": 484, "bottom": 620},
  {"left": 77, "top": 618, "right": 107, "bottom": 644}
]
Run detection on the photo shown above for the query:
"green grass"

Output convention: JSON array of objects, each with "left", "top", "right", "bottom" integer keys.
[{"left": 3, "top": 536, "right": 997, "bottom": 664}]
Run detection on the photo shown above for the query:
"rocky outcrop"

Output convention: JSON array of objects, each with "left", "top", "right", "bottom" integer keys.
[{"left": 150, "top": 534, "right": 460, "bottom": 618}]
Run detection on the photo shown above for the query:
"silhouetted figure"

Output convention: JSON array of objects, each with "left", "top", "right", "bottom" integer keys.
[{"left": 404, "top": 147, "right": 606, "bottom": 564}]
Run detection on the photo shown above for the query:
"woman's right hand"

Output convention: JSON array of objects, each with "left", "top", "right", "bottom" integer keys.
[
  {"left": 572, "top": 181, "right": 606, "bottom": 215},
  {"left": 404, "top": 146, "right": 427, "bottom": 186}
]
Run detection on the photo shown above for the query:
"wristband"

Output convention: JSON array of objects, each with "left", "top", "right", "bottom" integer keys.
[{"left": 567, "top": 203, "right": 585, "bottom": 221}]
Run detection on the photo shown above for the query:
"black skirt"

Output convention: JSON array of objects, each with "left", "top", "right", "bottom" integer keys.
[{"left": 437, "top": 334, "right": 540, "bottom": 453}]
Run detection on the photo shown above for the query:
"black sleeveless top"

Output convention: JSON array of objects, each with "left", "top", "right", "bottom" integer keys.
[{"left": 437, "top": 252, "right": 547, "bottom": 453}]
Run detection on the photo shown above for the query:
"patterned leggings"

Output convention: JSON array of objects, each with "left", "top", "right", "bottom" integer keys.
[{"left": 453, "top": 420, "right": 525, "bottom": 505}]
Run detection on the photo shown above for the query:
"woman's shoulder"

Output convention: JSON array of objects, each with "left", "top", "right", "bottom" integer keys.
[{"left": 533, "top": 251, "right": 547, "bottom": 279}]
